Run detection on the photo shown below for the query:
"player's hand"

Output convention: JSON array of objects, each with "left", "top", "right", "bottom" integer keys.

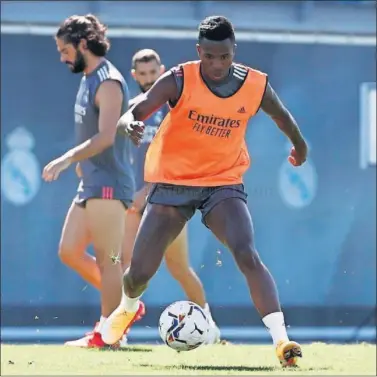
[
  {"left": 42, "top": 155, "right": 72, "bottom": 182},
  {"left": 288, "top": 142, "right": 308, "bottom": 167},
  {"left": 117, "top": 119, "right": 145, "bottom": 146},
  {"left": 75, "top": 163, "right": 82, "bottom": 178}
]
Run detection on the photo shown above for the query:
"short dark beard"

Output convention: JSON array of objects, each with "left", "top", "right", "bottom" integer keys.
[
  {"left": 138, "top": 83, "right": 154, "bottom": 93},
  {"left": 71, "top": 49, "right": 87, "bottom": 73}
]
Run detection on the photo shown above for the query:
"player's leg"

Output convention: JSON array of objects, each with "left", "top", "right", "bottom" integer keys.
[
  {"left": 59, "top": 201, "right": 101, "bottom": 289},
  {"left": 102, "top": 203, "right": 188, "bottom": 345},
  {"left": 64, "top": 183, "right": 134, "bottom": 349},
  {"left": 126, "top": 205, "right": 187, "bottom": 297},
  {"left": 60, "top": 200, "right": 108, "bottom": 348},
  {"left": 164, "top": 225, "right": 221, "bottom": 344},
  {"left": 118, "top": 207, "right": 146, "bottom": 345},
  {"left": 203, "top": 189, "right": 302, "bottom": 366},
  {"left": 85, "top": 199, "right": 126, "bottom": 318},
  {"left": 121, "top": 208, "right": 141, "bottom": 271},
  {"left": 164, "top": 225, "right": 206, "bottom": 307},
  {"left": 204, "top": 197, "right": 281, "bottom": 316}
]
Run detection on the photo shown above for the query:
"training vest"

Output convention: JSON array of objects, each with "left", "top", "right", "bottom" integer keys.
[
  {"left": 145, "top": 60, "right": 267, "bottom": 186},
  {"left": 75, "top": 59, "right": 134, "bottom": 194}
]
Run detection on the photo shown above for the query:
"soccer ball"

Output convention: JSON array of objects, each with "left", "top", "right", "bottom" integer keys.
[{"left": 159, "top": 301, "right": 210, "bottom": 351}]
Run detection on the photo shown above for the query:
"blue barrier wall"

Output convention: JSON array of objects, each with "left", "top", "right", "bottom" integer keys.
[
  {"left": 2, "top": 0, "right": 375, "bottom": 34},
  {"left": 1, "top": 34, "right": 375, "bottom": 329}
]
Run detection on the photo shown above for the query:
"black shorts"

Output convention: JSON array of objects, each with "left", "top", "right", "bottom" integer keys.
[
  {"left": 74, "top": 185, "right": 132, "bottom": 210},
  {"left": 147, "top": 183, "right": 247, "bottom": 227}
]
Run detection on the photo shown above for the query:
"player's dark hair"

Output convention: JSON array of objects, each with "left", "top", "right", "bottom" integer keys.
[
  {"left": 56, "top": 14, "right": 110, "bottom": 57},
  {"left": 198, "top": 16, "right": 235, "bottom": 43},
  {"left": 132, "top": 49, "right": 161, "bottom": 69}
]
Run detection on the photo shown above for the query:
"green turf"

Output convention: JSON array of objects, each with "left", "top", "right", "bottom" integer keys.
[{"left": 1, "top": 343, "right": 376, "bottom": 375}]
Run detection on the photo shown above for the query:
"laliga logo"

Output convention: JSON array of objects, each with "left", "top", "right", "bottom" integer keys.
[
  {"left": 278, "top": 141, "right": 317, "bottom": 209},
  {"left": 1, "top": 127, "right": 41, "bottom": 206}
]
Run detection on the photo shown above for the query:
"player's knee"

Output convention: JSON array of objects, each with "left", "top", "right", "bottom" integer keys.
[
  {"left": 94, "top": 251, "right": 120, "bottom": 273},
  {"left": 125, "top": 265, "right": 151, "bottom": 291},
  {"left": 94, "top": 255, "right": 105, "bottom": 273},
  {"left": 232, "top": 243, "right": 262, "bottom": 273},
  {"left": 58, "top": 241, "right": 78, "bottom": 266}
]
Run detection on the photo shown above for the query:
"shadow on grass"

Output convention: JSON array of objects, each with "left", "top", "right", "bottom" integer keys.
[
  {"left": 140, "top": 363, "right": 275, "bottom": 372},
  {"left": 139, "top": 363, "right": 332, "bottom": 373},
  {"left": 98, "top": 346, "right": 153, "bottom": 353}
]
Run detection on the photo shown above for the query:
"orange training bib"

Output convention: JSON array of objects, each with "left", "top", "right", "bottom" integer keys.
[{"left": 145, "top": 60, "right": 267, "bottom": 186}]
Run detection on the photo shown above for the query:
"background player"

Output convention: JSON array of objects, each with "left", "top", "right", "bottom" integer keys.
[
  {"left": 123, "top": 48, "right": 220, "bottom": 344},
  {"left": 104, "top": 16, "right": 307, "bottom": 366},
  {"left": 42, "top": 14, "right": 143, "bottom": 348}
]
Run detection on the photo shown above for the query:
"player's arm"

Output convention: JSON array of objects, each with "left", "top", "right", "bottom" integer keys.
[
  {"left": 128, "top": 95, "right": 141, "bottom": 109},
  {"left": 117, "top": 71, "right": 178, "bottom": 145},
  {"left": 65, "top": 80, "right": 124, "bottom": 162},
  {"left": 42, "top": 80, "right": 125, "bottom": 182},
  {"left": 260, "top": 82, "right": 308, "bottom": 165}
]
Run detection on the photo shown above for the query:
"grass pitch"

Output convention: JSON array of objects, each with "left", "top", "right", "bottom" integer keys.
[{"left": 1, "top": 343, "right": 375, "bottom": 375}]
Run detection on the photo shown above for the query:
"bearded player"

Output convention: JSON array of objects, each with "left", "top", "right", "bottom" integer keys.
[
  {"left": 124, "top": 48, "right": 220, "bottom": 344},
  {"left": 42, "top": 14, "right": 144, "bottom": 348}
]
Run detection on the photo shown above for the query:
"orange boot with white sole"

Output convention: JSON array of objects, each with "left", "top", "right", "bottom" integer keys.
[{"left": 276, "top": 340, "right": 303, "bottom": 367}]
